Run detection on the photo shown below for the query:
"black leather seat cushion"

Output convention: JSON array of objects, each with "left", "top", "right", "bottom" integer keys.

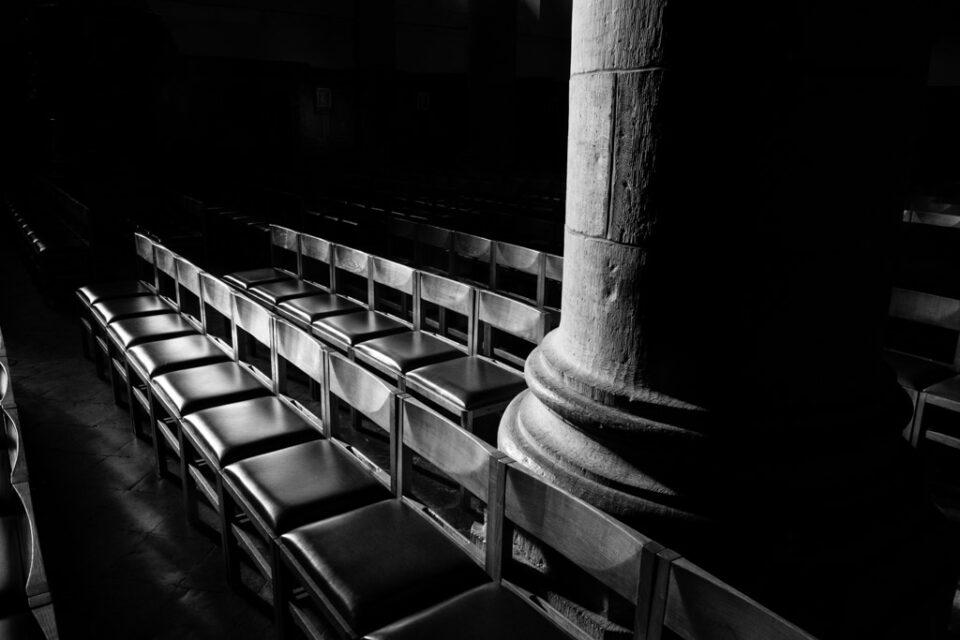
[
  {"left": 223, "top": 268, "right": 292, "bottom": 290},
  {"left": 366, "top": 583, "right": 567, "bottom": 640},
  {"left": 92, "top": 296, "right": 174, "bottom": 324},
  {"left": 281, "top": 500, "right": 486, "bottom": 634},
  {"left": 77, "top": 281, "right": 152, "bottom": 305},
  {"left": 0, "top": 610, "right": 45, "bottom": 640},
  {"left": 405, "top": 357, "right": 525, "bottom": 411},
  {"left": 249, "top": 280, "right": 322, "bottom": 307},
  {"left": 277, "top": 293, "right": 361, "bottom": 325},
  {"left": 225, "top": 439, "right": 390, "bottom": 533},
  {"left": 883, "top": 350, "right": 954, "bottom": 392},
  {"left": 107, "top": 314, "right": 197, "bottom": 349},
  {"left": 127, "top": 335, "right": 231, "bottom": 378},
  {"left": 182, "top": 396, "right": 321, "bottom": 468},
  {"left": 354, "top": 332, "right": 463, "bottom": 375},
  {"left": 0, "top": 515, "right": 27, "bottom": 615},
  {"left": 312, "top": 312, "right": 408, "bottom": 349},
  {"left": 153, "top": 362, "right": 270, "bottom": 416}
]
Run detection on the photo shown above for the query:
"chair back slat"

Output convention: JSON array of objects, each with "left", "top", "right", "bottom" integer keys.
[
  {"left": 200, "top": 273, "right": 233, "bottom": 320},
  {"left": 175, "top": 257, "right": 202, "bottom": 298},
  {"left": 401, "top": 398, "right": 494, "bottom": 502},
  {"left": 333, "top": 245, "right": 371, "bottom": 277},
  {"left": 270, "top": 225, "right": 300, "bottom": 252},
  {"left": 888, "top": 287, "right": 960, "bottom": 330},
  {"left": 328, "top": 353, "right": 394, "bottom": 433},
  {"left": 495, "top": 241, "right": 541, "bottom": 275},
  {"left": 371, "top": 256, "right": 416, "bottom": 295},
  {"left": 419, "top": 271, "right": 475, "bottom": 317},
  {"left": 504, "top": 463, "right": 652, "bottom": 604},
  {"left": 659, "top": 556, "right": 816, "bottom": 640},
  {"left": 300, "top": 234, "right": 332, "bottom": 264},
  {"left": 419, "top": 224, "right": 451, "bottom": 249},
  {"left": 453, "top": 232, "right": 492, "bottom": 259},
  {"left": 134, "top": 234, "right": 155, "bottom": 261},
  {"left": 545, "top": 254, "right": 563, "bottom": 283},
  {"left": 233, "top": 294, "right": 273, "bottom": 347},
  {"left": 479, "top": 290, "right": 548, "bottom": 343},
  {"left": 276, "top": 319, "right": 325, "bottom": 383},
  {"left": 154, "top": 245, "right": 177, "bottom": 279}
]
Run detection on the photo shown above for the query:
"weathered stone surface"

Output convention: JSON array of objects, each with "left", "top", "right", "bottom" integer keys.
[
  {"left": 565, "top": 73, "right": 615, "bottom": 239},
  {"left": 570, "top": 0, "right": 668, "bottom": 74}
]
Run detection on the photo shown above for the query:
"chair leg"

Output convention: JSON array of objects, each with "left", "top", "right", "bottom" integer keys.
[
  {"left": 220, "top": 486, "right": 242, "bottom": 591},
  {"left": 179, "top": 432, "right": 200, "bottom": 527},
  {"left": 151, "top": 393, "right": 173, "bottom": 481},
  {"left": 912, "top": 393, "right": 929, "bottom": 448},
  {"left": 272, "top": 545, "right": 293, "bottom": 638}
]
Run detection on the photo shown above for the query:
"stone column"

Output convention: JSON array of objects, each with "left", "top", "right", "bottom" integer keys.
[{"left": 499, "top": 2, "right": 956, "bottom": 638}]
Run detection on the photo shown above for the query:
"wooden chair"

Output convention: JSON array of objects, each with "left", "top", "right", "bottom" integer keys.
[
  {"left": 274, "top": 394, "right": 494, "bottom": 639},
  {"left": 354, "top": 271, "right": 474, "bottom": 390},
  {"left": 222, "top": 224, "right": 299, "bottom": 292},
  {"left": 76, "top": 232, "right": 157, "bottom": 366},
  {"left": 404, "top": 290, "right": 550, "bottom": 442},
  {"left": 883, "top": 287, "right": 960, "bottom": 442},
  {"left": 149, "top": 281, "right": 273, "bottom": 484},
  {"left": 276, "top": 236, "right": 363, "bottom": 328},
  {"left": 219, "top": 324, "right": 389, "bottom": 613},
  {"left": 311, "top": 255, "right": 413, "bottom": 356},
  {"left": 244, "top": 228, "right": 326, "bottom": 310},
  {"left": 491, "top": 240, "right": 547, "bottom": 308},
  {"left": 179, "top": 305, "right": 322, "bottom": 537},
  {"left": 125, "top": 258, "right": 232, "bottom": 440},
  {"left": 364, "top": 454, "right": 664, "bottom": 640},
  {"left": 450, "top": 232, "right": 494, "bottom": 290},
  {"left": 645, "top": 551, "right": 816, "bottom": 640}
]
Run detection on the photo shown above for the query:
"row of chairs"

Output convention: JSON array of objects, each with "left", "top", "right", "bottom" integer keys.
[
  {"left": 75, "top": 234, "right": 816, "bottom": 640},
  {"left": 0, "top": 327, "right": 57, "bottom": 639}
]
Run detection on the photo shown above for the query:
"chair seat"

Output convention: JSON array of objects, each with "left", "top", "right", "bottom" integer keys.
[
  {"left": 365, "top": 583, "right": 567, "bottom": 640},
  {"left": 0, "top": 610, "right": 45, "bottom": 640},
  {"left": 224, "top": 440, "right": 390, "bottom": 533},
  {"left": 127, "top": 335, "right": 231, "bottom": 379},
  {"left": 312, "top": 312, "right": 408, "bottom": 350},
  {"left": 77, "top": 281, "right": 152, "bottom": 305},
  {"left": 883, "top": 350, "right": 954, "bottom": 392},
  {"left": 354, "top": 332, "right": 463, "bottom": 376},
  {"left": 153, "top": 362, "right": 270, "bottom": 416},
  {"left": 182, "top": 396, "right": 321, "bottom": 469},
  {"left": 281, "top": 500, "right": 486, "bottom": 634},
  {"left": 248, "top": 280, "right": 323, "bottom": 307},
  {"left": 277, "top": 293, "right": 362, "bottom": 326},
  {"left": 222, "top": 268, "right": 292, "bottom": 290},
  {"left": 107, "top": 314, "right": 197, "bottom": 349},
  {"left": 405, "top": 357, "right": 525, "bottom": 411},
  {"left": 92, "top": 296, "right": 174, "bottom": 324}
]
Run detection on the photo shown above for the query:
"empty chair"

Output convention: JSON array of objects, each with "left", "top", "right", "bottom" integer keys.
[
  {"left": 404, "top": 290, "right": 550, "bottom": 441},
  {"left": 491, "top": 240, "right": 546, "bottom": 308},
  {"left": 311, "top": 254, "right": 413, "bottom": 355},
  {"left": 125, "top": 261, "right": 232, "bottom": 439},
  {"left": 150, "top": 283, "right": 273, "bottom": 483},
  {"left": 274, "top": 395, "right": 494, "bottom": 639},
  {"left": 276, "top": 236, "right": 362, "bottom": 327},
  {"left": 882, "top": 287, "right": 960, "bottom": 441},
  {"left": 220, "top": 348, "right": 392, "bottom": 613},
  {"left": 244, "top": 227, "right": 324, "bottom": 309},
  {"left": 354, "top": 271, "right": 475, "bottom": 389},
  {"left": 178, "top": 303, "right": 321, "bottom": 533},
  {"left": 223, "top": 224, "right": 299, "bottom": 292},
  {"left": 365, "top": 453, "right": 665, "bottom": 640},
  {"left": 645, "top": 550, "right": 816, "bottom": 640}
]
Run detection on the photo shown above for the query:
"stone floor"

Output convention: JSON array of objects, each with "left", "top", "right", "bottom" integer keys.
[{"left": 0, "top": 238, "right": 278, "bottom": 639}]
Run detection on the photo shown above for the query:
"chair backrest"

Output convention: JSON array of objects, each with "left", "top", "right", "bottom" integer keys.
[
  {"left": 478, "top": 290, "right": 550, "bottom": 367},
  {"left": 418, "top": 271, "right": 477, "bottom": 351},
  {"left": 134, "top": 233, "right": 158, "bottom": 290},
  {"left": 452, "top": 232, "right": 493, "bottom": 261},
  {"left": 493, "top": 241, "right": 547, "bottom": 307},
  {"left": 299, "top": 234, "right": 334, "bottom": 290},
  {"left": 545, "top": 254, "right": 563, "bottom": 285},
  {"left": 417, "top": 224, "right": 453, "bottom": 272},
  {"left": 499, "top": 460, "right": 662, "bottom": 639},
  {"left": 887, "top": 287, "right": 960, "bottom": 368},
  {"left": 232, "top": 292, "right": 275, "bottom": 386},
  {"left": 174, "top": 257, "right": 203, "bottom": 328},
  {"left": 275, "top": 319, "right": 327, "bottom": 432},
  {"left": 326, "top": 352, "right": 399, "bottom": 489},
  {"left": 200, "top": 273, "right": 235, "bottom": 354},
  {"left": 269, "top": 225, "right": 301, "bottom": 276},
  {"left": 648, "top": 552, "right": 816, "bottom": 640},
  {"left": 154, "top": 244, "right": 179, "bottom": 304},
  {"left": 370, "top": 256, "right": 417, "bottom": 321},
  {"left": 331, "top": 245, "right": 371, "bottom": 303}
]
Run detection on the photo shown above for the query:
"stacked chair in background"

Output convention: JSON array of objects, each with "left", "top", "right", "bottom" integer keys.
[
  {"left": 70, "top": 227, "right": 817, "bottom": 639},
  {"left": 0, "top": 326, "right": 57, "bottom": 639}
]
